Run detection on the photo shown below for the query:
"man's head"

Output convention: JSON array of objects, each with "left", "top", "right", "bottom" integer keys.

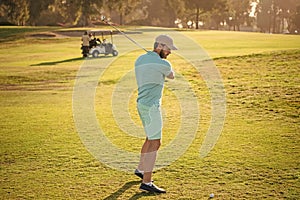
[{"left": 154, "top": 35, "right": 177, "bottom": 59}]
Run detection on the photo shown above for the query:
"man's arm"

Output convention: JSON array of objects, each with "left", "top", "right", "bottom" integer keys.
[{"left": 167, "top": 71, "right": 175, "bottom": 79}]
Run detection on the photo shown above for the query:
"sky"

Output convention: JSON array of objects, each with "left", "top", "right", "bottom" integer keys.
[{"left": 249, "top": 1, "right": 258, "bottom": 17}]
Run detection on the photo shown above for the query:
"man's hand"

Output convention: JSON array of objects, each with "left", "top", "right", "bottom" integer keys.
[{"left": 167, "top": 71, "right": 175, "bottom": 79}]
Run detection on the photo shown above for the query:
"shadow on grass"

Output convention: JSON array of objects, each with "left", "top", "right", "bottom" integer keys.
[
  {"left": 30, "top": 57, "right": 84, "bottom": 66},
  {"left": 103, "top": 180, "right": 160, "bottom": 200},
  {"left": 128, "top": 191, "right": 158, "bottom": 200},
  {"left": 31, "top": 56, "right": 113, "bottom": 66}
]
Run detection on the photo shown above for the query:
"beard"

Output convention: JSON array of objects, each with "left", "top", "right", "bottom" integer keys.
[{"left": 159, "top": 50, "right": 168, "bottom": 59}]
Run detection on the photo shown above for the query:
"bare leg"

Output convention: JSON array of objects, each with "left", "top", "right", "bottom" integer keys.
[
  {"left": 137, "top": 138, "right": 150, "bottom": 171},
  {"left": 142, "top": 139, "right": 161, "bottom": 183},
  {"left": 138, "top": 138, "right": 166, "bottom": 193}
]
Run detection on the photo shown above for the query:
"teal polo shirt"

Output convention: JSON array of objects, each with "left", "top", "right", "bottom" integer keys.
[{"left": 135, "top": 51, "right": 172, "bottom": 106}]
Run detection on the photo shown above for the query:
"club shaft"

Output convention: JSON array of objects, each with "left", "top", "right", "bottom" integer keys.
[{"left": 106, "top": 22, "right": 148, "bottom": 52}]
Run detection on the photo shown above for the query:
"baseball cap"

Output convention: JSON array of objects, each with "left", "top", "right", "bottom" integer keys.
[{"left": 155, "top": 34, "right": 178, "bottom": 50}]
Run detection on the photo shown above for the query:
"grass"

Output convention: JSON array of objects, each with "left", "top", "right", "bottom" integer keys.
[
  {"left": 0, "top": 26, "right": 299, "bottom": 199},
  {"left": 184, "top": 31, "right": 300, "bottom": 58}
]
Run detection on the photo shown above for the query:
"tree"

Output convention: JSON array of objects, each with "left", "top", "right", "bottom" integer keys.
[
  {"left": 293, "top": 5, "right": 300, "bottom": 33},
  {"left": 185, "top": 0, "right": 217, "bottom": 29},
  {"left": 275, "top": 0, "right": 300, "bottom": 33},
  {"left": 142, "top": 0, "right": 165, "bottom": 26},
  {"left": 227, "top": 0, "right": 252, "bottom": 31},
  {"left": 28, "top": 0, "right": 54, "bottom": 25},
  {"left": 103, "top": 0, "right": 141, "bottom": 25},
  {"left": 257, "top": 0, "right": 300, "bottom": 33},
  {"left": 211, "top": 0, "right": 229, "bottom": 30},
  {"left": 0, "top": 0, "right": 30, "bottom": 25},
  {"left": 47, "top": 0, "right": 104, "bottom": 26},
  {"left": 164, "top": 0, "right": 186, "bottom": 27}
]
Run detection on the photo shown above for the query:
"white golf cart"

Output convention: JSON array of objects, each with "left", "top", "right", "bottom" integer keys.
[{"left": 83, "top": 30, "right": 118, "bottom": 58}]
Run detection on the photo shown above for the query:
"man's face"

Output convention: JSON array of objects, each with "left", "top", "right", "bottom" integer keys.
[{"left": 159, "top": 45, "right": 171, "bottom": 59}]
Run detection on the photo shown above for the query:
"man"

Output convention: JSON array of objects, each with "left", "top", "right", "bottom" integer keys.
[
  {"left": 134, "top": 35, "right": 177, "bottom": 193},
  {"left": 81, "top": 31, "right": 90, "bottom": 57}
]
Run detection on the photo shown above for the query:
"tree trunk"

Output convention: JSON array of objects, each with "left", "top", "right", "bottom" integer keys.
[
  {"left": 119, "top": 13, "right": 123, "bottom": 25},
  {"left": 196, "top": 6, "right": 200, "bottom": 29},
  {"left": 268, "top": 13, "right": 272, "bottom": 33},
  {"left": 272, "top": 12, "right": 277, "bottom": 33}
]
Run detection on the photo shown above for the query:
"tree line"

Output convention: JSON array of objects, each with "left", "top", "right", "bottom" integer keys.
[{"left": 1, "top": 0, "right": 300, "bottom": 34}]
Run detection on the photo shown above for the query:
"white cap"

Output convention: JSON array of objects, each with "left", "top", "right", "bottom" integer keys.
[{"left": 155, "top": 34, "right": 178, "bottom": 50}]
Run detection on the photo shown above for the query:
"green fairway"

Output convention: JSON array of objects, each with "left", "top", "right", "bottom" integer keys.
[
  {"left": 0, "top": 26, "right": 299, "bottom": 199},
  {"left": 185, "top": 30, "right": 300, "bottom": 58}
]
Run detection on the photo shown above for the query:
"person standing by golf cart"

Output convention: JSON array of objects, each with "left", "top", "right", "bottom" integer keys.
[
  {"left": 81, "top": 31, "right": 90, "bottom": 57},
  {"left": 134, "top": 35, "right": 177, "bottom": 193}
]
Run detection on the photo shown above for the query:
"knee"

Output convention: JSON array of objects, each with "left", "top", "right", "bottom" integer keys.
[
  {"left": 157, "top": 140, "right": 161, "bottom": 148},
  {"left": 150, "top": 139, "right": 161, "bottom": 149}
]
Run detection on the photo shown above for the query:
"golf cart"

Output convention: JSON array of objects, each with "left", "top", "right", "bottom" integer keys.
[{"left": 81, "top": 30, "right": 118, "bottom": 58}]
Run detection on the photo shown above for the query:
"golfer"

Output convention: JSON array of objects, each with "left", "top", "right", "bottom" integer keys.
[{"left": 134, "top": 35, "right": 177, "bottom": 193}]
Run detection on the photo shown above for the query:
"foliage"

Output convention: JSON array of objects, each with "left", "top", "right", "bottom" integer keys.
[
  {"left": 294, "top": 5, "right": 300, "bottom": 31},
  {"left": 257, "top": 0, "right": 300, "bottom": 33},
  {"left": 211, "top": 0, "right": 230, "bottom": 30},
  {"left": 1, "top": 0, "right": 300, "bottom": 33},
  {"left": 140, "top": 0, "right": 186, "bottom": 27},
  {"left": 107, "top": 0, "right": 142, "bottom": 25},
  {"left": 0, "top": 0, "right": 30, "bottom": 25},
  {"left": 184, "top": 0, "right": 218, "bottom": 29},
  {"left": 227, "top": 0, "right": 252, "bottom": 31}
]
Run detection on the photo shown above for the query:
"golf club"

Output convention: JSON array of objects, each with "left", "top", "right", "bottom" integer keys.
[{"left": 101, "top": 16, "right": 148, "bottom": 52}]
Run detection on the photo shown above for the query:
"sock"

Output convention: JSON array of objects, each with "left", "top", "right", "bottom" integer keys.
[
  {"left": 136, "top": 169, "right": 144, "bottom": 174},
  {"left": 144, "top": 182, "right": 152, "bottom": 186}
]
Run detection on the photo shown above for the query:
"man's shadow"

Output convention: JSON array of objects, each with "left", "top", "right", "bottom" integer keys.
[{"left": 103, "top": 180, "right": 160, "bottom": 200}]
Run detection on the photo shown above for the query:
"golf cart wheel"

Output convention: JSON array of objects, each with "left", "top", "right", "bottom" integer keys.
[
  {"left": 92, "top": 51, "right": 99, "bottom": 58},
  {"left": 112, "top": 50, "right": 118, "bottom": 56}
]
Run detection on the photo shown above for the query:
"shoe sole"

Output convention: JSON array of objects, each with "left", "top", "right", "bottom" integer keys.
[
  {"left": 139, "top": 188, "right": 150, "bottom": 193},
  {"left": 139, "top": 188, "right": 166, "bottom": 193}
]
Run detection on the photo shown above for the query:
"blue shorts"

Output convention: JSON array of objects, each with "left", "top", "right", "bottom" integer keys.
[{"left": 137, "top": 103, "right": 162, "bottom": 140}]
